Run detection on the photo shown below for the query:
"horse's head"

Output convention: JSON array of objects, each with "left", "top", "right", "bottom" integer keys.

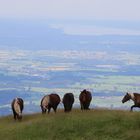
[
  {"left": 122, "top": 93, "right": 131, "bottom": 103},
  {"left": 40, "top": 104, "right": 49, "bottom": 114},
  {"left": 17, "top": 112, "right": 22, "bottom": 120}
]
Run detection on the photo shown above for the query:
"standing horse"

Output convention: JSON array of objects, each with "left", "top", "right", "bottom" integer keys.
[
  {"left": 79, "top": 89, "right": 92, "bottom": 110},
  {"left": 11, "top": 98, "right": 24, "bottom": 120},
  {"left": 122, "top": 92, "right": 140, "bottom": 111},
  {"left": 40, "top": 93, "right": 60, "bottom": 114},
  {"left": 62, "top": 93, "right": 74, "bottom": 112}
]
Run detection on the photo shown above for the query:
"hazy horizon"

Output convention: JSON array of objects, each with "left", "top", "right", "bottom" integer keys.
[{"left": 0, "top": 0, "right": 140, "bottom": 36}]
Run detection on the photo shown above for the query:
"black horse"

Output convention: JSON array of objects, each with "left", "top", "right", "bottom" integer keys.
[
  {"left": 122, "top": 92, "right": 140, "bottom": 111},
  {"left": 62, "top": 93, "right": 74, "bottom": 112}
]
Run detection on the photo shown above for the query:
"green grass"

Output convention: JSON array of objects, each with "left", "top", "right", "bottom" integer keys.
[{"left": 0, "top": 109, "right": 140, "bottom": 140}]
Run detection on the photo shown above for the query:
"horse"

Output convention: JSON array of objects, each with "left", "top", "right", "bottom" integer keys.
[
  {"left": 40, "top": 93, "right": 60, "bottom": 114},
  {"left": 122, "top": 92, "right": 140, "bottom": 111},
  {"left": 62, "top": 93, "right": 74, "bottom": 112},
  {"left": 79, "top": 89, "right": 92, "bottom": 110},
  {"left": 11, "top": 98, "right": 24, "bottom": 120}
]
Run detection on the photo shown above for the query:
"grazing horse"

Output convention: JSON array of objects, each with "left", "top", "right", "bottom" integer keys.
[
  {"left": 122, "top": 92, "right": 140, "bottom": 111},
  {"left": 79, "top": 89, "right": 92, "bottom": 110},
  {"left": 40, "top": 93, "right": 60, "bottom": 114},
  {"left": 11, "top": 98, "right": 24, "bottom": 120},
  {"left": 62, "top": 93, "right": 74, "bottom": 112}
]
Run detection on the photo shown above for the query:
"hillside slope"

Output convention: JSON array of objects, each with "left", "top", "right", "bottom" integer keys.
[{"left": 0, "top": 109, "right": 140, "bottom": 140}]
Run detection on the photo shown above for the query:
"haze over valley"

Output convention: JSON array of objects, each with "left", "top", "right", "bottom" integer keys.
[{"left": 0, "top": 21, "right": 140, "bottom": 115}]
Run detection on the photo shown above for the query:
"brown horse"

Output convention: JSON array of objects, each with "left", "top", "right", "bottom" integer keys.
[
  {"left": 62, "top": 93, "right": 74, "bottom": 112},
  {"left": 11, "top": 98, "right": 24, "bottom": 120},
  {"left": 79, "top": 89, "right": 92, "bottom": 110},
  {"left": 122, "top": 92, "right": 140, "bottom": 111},
  {"left": 40, "top": 93, "right": 60, "bottom": 114}
]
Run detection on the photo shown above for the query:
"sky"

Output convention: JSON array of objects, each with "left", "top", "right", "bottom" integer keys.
[{"left": 0, "top": 0, "right": 140, "bottom": 35}]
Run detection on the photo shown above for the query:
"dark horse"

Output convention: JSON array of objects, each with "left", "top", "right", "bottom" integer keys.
[
  {"left": 11, "top": 98, "right": 24, "bottom": 120},
  {"left": 62, "top": 93, "right": 74, "bottom": 112},
  {"left": 40, "top": 93, "right": 60, "bottom": 114},
  {"left": 79, "top": 89, "right": 92, "bottom": 110},
  {"left": 122, "top": 92, "right": 140, "bottom": 111}
]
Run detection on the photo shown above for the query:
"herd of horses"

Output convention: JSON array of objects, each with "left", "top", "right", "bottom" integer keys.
[{"left": 11, "top": 89, "right": 140, "bottom": 121}]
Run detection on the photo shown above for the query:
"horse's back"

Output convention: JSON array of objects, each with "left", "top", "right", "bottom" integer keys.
[{"left": 49, "top": 93, "right": 61, "bottom": 105}]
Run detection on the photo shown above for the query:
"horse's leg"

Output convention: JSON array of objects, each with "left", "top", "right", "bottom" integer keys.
[
  {"left": 87, "top": 102, "right": 91, "bottom": 110},
  {"left": 83, "top": 103, "right": 87, "bottom": 110},
  {"left": 48, "top": 107, "right": 51, "bottom": 114},
  {"left": 13, "top": 111, "right": 17, "bottom": 120},
  {"left": 14, "top": 114, "right": 17, "bottom": 120},
  {"left": 69, "top": 104, "right": 72, "bottom": 111},
  {"left": 53, "top": 105, "right": 57, "bottom": 113},
  {"left": 64, "top": 104, "right": 67, "bottom": 112},
  {"left": 81, "top": 104, "right": 84, "bottom": 110},
  {"left": 41, "top": 106, "right": 45, "bottom": 114},
  {"left": 42, "top": 109, "right": 46, "bottom": 114},
  {"left": 130, "top": 105, "right": 137, "bottom": 112},
  {"left": 85, "top": 103, "right": 90, "bottom": 110}
]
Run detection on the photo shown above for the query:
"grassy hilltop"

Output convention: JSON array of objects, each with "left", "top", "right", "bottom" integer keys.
[{"left": 0, "top": 109, "right": 140, "bottom": 140}]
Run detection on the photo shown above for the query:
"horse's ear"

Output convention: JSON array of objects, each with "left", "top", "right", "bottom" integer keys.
[{"left": 126, "top": 92, "right": 129, "bottom": 95}]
